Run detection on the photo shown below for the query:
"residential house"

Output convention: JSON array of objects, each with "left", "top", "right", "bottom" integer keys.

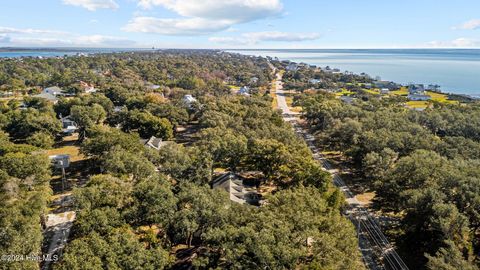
[
  {"left": 249, "top": 77, "right": 259, "bottom": 84},
  {"left": 374, "top": 81, "right": 399, "bottom": 90},
  {"left": 79, "top": 81, "right": 97, "bottom": 94},
  {"left": 32, "top": 92, "right": 58, "bottom": 104},
  {"left": 380, "top": 88, "right": 390, "bottom": 94},
  {"left": 340, "top": 96, "right": 355, "bottom": 104},
  {"left": 363, "top": 83, "right": 372, "bottom": 89},
  {"left": 183, "top": 94, "right": 197, "bottom": 104},
  {"left": 49, "top": 155, "right": 70, "bottom": 169},
  {"left": 286, "top": 63, "right": 299, "bottom": 72},
  {"left": 237, "top": 86, "right": 251, "bottom": 96},
  {"left": 141, "top": 136, "right": 171, "bottom": 151},
  {"left": 212, "top": 173, "right": 261, "bottom": 205},
  {"left": 309, "top": 79, "right": 322, "bottom": 84},
  {"left": 61, "top": 116, "right": 78, "bottom": 135},
  {"left": 43, "top": 86, "right": 64, "bottom": 96},
  {"left": 408, "top": 84, "right": 431, "bottom": 101}
]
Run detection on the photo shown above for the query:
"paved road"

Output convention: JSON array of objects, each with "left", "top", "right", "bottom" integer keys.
[
  {"left": 272, "top": 71, "right": 408, "bottom": 270},
  {"left": 42, "top": 194, "right": 75, "bottom": 270}
]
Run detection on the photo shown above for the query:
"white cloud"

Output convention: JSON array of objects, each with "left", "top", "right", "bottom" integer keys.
[
  {"left": 137, "top": 0, "right": 282, "bottom": 23},
  {"left": 123, "top": 17, "right": 233, "bottom": 35},
  {"left": 209, "top": 31, "right": 320, "bottom": 45},
  {"left": 427, "top": 38, "right": 480, "bottom": 48},
  {"left": 74, "top": 35, "right": 136, "bottom": 46},
  {"left": 0, "top": 25, "right": 136, "bottom": 47},
  {"left": 209, "top": 36, "right": 252, "bottom": 45},
  {"left": 245, "top": 31, "right": 320, "bottom": 42},
  {"left": 126, "top": 0, "right": 283, "bottom": 35},
  {"left": 0, "top": 34, "right": 11, "bottom": 43},
  {"left": 453, "top": 19, "right": 480, "bottom": 30},
  {"left": 63, "top": 0, "right": 119, "bottom": 11},
  {"left": 0, "top": 26, "right": 67, "bottom": 35}
]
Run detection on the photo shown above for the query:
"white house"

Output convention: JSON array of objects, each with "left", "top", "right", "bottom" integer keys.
[
  {"left": 183, "top": 94, "right": 197, "bottom": 105},
  {"left": 309, "top": 79, "right": 322, "bottom": 84},
  {"left": 380, "top": 88, "right": 390, "bottom": 94}
]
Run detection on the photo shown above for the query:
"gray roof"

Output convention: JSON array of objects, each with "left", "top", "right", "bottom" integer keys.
[
  {"left": 141, "top": 136, "right": 171, "bottom": 150},
  {"left": 212, "top": 173, "right": 260, "bottom": 205},
  {"left": 33, "top": 92, "right": 58, "bottom": 102}
]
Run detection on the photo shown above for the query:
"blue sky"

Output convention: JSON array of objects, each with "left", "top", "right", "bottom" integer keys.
[{"left": 0, "top": 0, "right": 479, "bottom": 48}]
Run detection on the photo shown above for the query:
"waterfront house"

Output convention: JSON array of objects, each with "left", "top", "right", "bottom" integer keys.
[
  {"left": 408, "top": 84, "right": 426, "bottom": 95},
  {"left": 408, "top": 94, "right": 432, "bottom": 101},
  {"left": 380, "top": 88, "right": 390, "bottom": 94},
  {"left": 374, "top": 81, "right": 398, "bottom": 90},
  {"left": 408, "top": 84, "right": 431, "bottom": 101}
]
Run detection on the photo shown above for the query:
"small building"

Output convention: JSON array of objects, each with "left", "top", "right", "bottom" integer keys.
[
  {"left": 375, "top": 81, "right": 398, "bottom": 90},
  {"left": 363, "top": 83, "right": 372, "bottom": 89},
  {"left": 408, "top": 94, "right": 431, "bottom": 101},
  {"left": 426, "top": 84, "right": 440, "bottom": 91},
  {"left": 49, "top": 155, "right": 70, "bottom": 169},
  {"left": 286, "top": 63, "right": 298, "bottom": 72},
  {"left": 32, "top": 92, "right": 59, "bottom": 104},
  {"left": 182, "top": 94, "right": 197, "bottom": 105},
  {"left": 249, "top": 77, "right": 259, "bottom": 84},
  {"left": 141, "top": 136, "right": 171, "bottom": 151},
  {"left": 212, "top": 173, "right": 261, "bottom": 205},
  {"left": 44, "top": 86, "right": 64, "bottom": 96},
  {"left": 237, "top": 86, "right": 251, "bottom": 96},
  {"left": 408, "top": 84, "right": 426, "bottom": 95},
  {"left": 61, "top": 116, "right": 78, "bottom": 135},
  {"left": 380, "top": 88, "right": 390, "bottom": 94},
  {"left": 79, "top": 81, "right": 97, "bottom": 94},
  {"left": 309, "top": 79, "right": 322, "bottom": 84},
  {"left": 340, "top": 96, "right": 355, "bottom": 104}
]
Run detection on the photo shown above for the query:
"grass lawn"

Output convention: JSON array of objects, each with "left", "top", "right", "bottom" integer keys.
[
  {"left": 364, "top": 89, "right": 380, "bottom": 95},
  {"left": 335, "top": 89, "right": 355, "bottom": 96},
  {"left": 406, "top": 100, "right": 429, "bottom": 109},
  {"left": 46, "top": 145, "right": 84, "bottom": 162},
  {"left": 426, "top": 91, "right": 460, "bottom": 105},
  {"left": 390, "top": 87, "right": 409, "bottom": 96}
]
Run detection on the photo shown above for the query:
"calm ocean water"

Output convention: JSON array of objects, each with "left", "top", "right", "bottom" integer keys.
[{"left": 230, "top": 49, "right": 480, "bottom": 97}]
